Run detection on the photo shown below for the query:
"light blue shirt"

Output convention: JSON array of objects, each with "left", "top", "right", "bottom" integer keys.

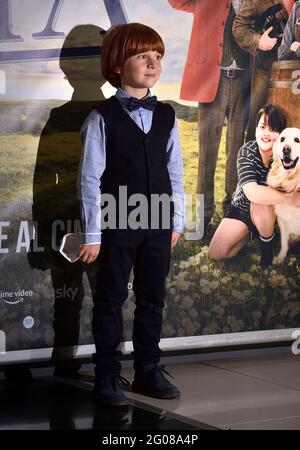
[{"left": 77, "top": 88, "right": 185, "bottom": 244}]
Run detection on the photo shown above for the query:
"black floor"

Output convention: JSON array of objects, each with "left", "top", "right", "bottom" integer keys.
[{"left": 0, "top": 371, "right": 200, "bottom": 431}]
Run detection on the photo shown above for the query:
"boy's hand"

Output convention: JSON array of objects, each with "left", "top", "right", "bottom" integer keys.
[
  {"left": 77, "top": 244, "right": 101, "bottom": 263},
  {"left": 290, "top": 41, "right": 300, "bottom": 53},
  {"left": 258, "top": 27, "right": 277, "bottom": 52},
  {"left": 171, "top": 231, "right": 181, "bottom": 248}
]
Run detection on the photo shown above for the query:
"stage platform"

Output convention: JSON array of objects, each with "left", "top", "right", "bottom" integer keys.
[{"left": 1, "top": 346, "right": 300, "bottom": 430}]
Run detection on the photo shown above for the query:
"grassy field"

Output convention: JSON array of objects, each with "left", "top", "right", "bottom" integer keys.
[
  {"left": 178, "top": 118, "right": 227, "bottom": 221},
  {"left": 0, "top": 118, "right": 226, "bottom": 204},
  {"left": 0, "top": 135, "right": 38, "bottom": 204}
]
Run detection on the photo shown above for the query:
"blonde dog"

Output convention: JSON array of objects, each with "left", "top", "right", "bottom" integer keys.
[{"left": 267, "top": 127, "right": 300, "bottom": 264}]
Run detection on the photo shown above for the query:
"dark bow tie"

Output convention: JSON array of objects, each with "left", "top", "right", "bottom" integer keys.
[{"left": 126, "top": 95, "right": 157, "bottom": 112}]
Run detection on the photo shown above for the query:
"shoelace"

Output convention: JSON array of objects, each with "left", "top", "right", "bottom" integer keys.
[
  {"left": 154, "top": 365, "right": 175, "bottom": 380},
  {"left": 111, "top": 375, "right": 130, "bottom": 391}
]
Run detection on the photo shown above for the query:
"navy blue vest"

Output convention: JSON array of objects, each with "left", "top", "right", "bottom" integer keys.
[{"left": 93, "top": 96, "right": 175, "bottom": 229}]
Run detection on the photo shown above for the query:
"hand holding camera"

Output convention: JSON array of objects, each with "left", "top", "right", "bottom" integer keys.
[
  {"left": 253, "top": 4, "right": 286, "bottom": 54},
  {"left": 258, "top": 26, "right": 278, "bottom": 51}
]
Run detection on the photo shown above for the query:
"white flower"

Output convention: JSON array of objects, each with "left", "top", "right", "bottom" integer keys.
[
  {"left": 232, "top": 290, "right": 244, "bottom": 301},
  {"left": 248, "top": 278, "right": 259, "bottom": 287},
  {"left": 201, "top": 287, "right": 212, "bottom": 295},
  {"left": 200, "top": 246, "right": 209, "bottom": 256},
  {"left": 210, "top": 281, "right": 219, "bottom": 290},
  {"left": 250, "top": 264, "right": 260, "bottom": 272},
  {"left": 212, "top": 269, "right": 221, "bottom": 277},
  {"left": 220, "top": 276, "right": 232, "bottom": 284}
]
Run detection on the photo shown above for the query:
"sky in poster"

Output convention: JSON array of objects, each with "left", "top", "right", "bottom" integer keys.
[{"left": 0, "top": 0, "right": 192, "bottom": 100}]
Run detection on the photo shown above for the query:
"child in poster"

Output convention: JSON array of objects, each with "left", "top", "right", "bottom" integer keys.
[{"left": 208, "top": 104, "right": 300, "bottom": 267}]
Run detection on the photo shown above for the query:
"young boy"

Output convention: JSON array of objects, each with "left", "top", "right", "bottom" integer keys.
[
  {"left": 77, "top": 23, "right": 184, "bottom": 406},
  {"left": 208, "top": 104, "right": 300, "bottom": 267},
  {"left": 279, "top": 1, "right": 300, "bottom": 60}
]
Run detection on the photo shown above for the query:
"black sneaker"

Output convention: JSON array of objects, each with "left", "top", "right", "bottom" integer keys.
[
  {"left": 132, "top": 365, "right": 181, "bottom": 399},
  {"left": 93, "top": 374, "right": 130, "bottom": 407}
]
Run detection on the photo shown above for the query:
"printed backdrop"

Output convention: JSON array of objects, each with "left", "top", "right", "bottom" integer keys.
[{"left": 0, "top": 0, "right": 299, "bottom": 361}]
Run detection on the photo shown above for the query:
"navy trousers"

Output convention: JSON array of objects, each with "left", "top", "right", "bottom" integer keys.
[{"left": 92, "top": 229, "right": 172, "bottom": 377}]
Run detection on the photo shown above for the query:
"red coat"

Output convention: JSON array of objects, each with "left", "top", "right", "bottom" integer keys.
[{"left": 168, "top": 0, "right": 236, "bottom": 102}]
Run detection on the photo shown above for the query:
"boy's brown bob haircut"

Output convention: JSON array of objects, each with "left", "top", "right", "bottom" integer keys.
[{"left": 101, "top": 23, "right": 165, "bottom": 88}]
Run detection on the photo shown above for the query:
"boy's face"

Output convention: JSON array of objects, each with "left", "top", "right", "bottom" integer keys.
[
  {"left": 117, "top": 50, "right": 162, "bottom": 92},
  {"left": 256, "top": 114, "right": 280, "bottom": 152}
]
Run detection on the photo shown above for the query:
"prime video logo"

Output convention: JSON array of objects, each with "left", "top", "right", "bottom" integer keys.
[{"left": 0, "top": 330, "right": 6, "bottom": 355}]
